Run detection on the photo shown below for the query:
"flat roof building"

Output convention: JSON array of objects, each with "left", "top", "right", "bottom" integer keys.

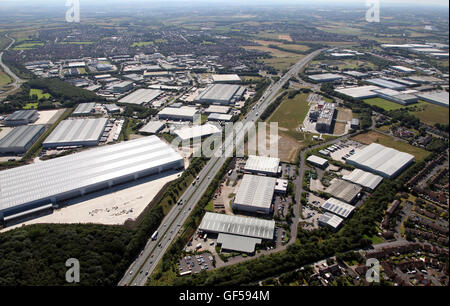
[
  {"left": 321, "top": 198, "right": 355, "bottom": 219},
  {"left": 366, "top": 78, "right": 406, "bottom": 90},
  {"left": 139, "top": 121, "right": 165, "bottom": 135},
  {"left": 0, "top": 125, "right": 46, "bottom": 154},
  {"left": 207, "top": 113, "right": 233, "bottom": 122},
  {"left": 306, "top": 155, "right": 329, "bottom": 169},
  {"left": 174, "top": 123, "right": 221, "bottom": 141},
  {"left": 158, "top": 106, "right": 200, "bottom": 122},
  {"left": 204, "top": 105, "right": 231, "bottom": 114},
  {"left": 308, "top": 73, "right": 343, "bottom": 83},
  {"left": 112, "top": 81, "right": 133, "bottom": 93},
  {"left": 0, "top": 136, "right": 184, "bottom": 223},
  {"left": 417, "top": 91, "right": 449, "bottom": 108},
  {"left": 119, "top": 89, "right": 163, "bottom": 105},
  {"left": 342, "top": 169, "right": 383, "bottom": 191},
  {"left": 346, "top": 143, "right": 414, "bottom": 178},
  {"left": 316, "top": 103, "right": 336, "bottom": 133},
  {"left": 195, "top": 84, "right": 245, "bottom": 105},
  {"left": 318, "top": 212, "right": 343, "bottom": 230},
  {"left": 244, "top": 155, "right": 280, "bottom": 176},
  {"left": 43, "top": 118, "right": 108, "bottom": 148},
  {"left": 233, "top": 174, "right": 277, "bottom": 215},
  {"left": 199, "top": 212, "right": 275, "bottom": 240},
  {"left": 211, "top": 74, "right": 241, "bottom": 83},
  {"left": 4, "top": 110, "right": 39, "bottom": 126},
  {"left": 324, "top": 178, "right": 362, "bottom": 204},
  {"left": 351, "top": 118, "right": 360, "bottom": 130},
  {"left": 72, "top": 102, "right": 97, "bottom": 116},
  {"left": 372, "top": 88, "right": 418, "bottom": 105},
  {"left": 104, "top": 103, "right": 120, "bottom": 113},
  {"left": 217, "top": 233, "right": 261, "bottom": 253},
  {"left": 335, "top": 85, "right": 380, "bottom": 99},
  {"left": 391, "top": 66, "right": 415, "bottom": 73}
]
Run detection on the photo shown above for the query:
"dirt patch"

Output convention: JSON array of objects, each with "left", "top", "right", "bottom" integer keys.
[
  {"left": 278, "top": 34, "right": 293, "bottom": 42},
  {"left": 337, "top": 107, "right": 353, "bottom": 122},
  {"left": 278, "top": 132, "right": 303, "bottom": 164},
  {"left": 333, "top": 122, "right": 346, "bottom": 135}
]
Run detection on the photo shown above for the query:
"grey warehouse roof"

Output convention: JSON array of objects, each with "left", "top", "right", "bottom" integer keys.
[
  {"left": 195, "top": 84, "right": 242, "bottom": 103},
  {"left": 217, "top": 233, "right": 261, "bottom": 253},
  {"left": 321, "top": 198, "right": 355, "bottom": 218},
  {"left": 325, "top": 178, "right": 362, "bottom": 203},
  {"left": 139, "top": 121, "right": 165, "bottom": 134},
  {"left": 119, "top": 89, "right": 163, "bottom": 105},
  {"left": 234, "top": 174, "right": 276, "bottom": 210},
  {"left": 199, "top": 212, "right": 275, "bottom": 240},
  {"left": 318, "top": 212, "right": 343, "bottom": 229},
  {"left": 5, "top": 110, "right": 38, "bottom": 121},
  {"left": 73, "top": 102, "right": 96, "bottom": 115},
  {"left": 0, "top": 125, "right": 46, "bottom": 151},
  {"left": 342, "top": 169, "right": 383, "bottom": 190},
  {"left": 244, "top": 155, "right": 280, "bottom": 175},
  {"left": 43, "top": 118, "right": 108, "bottom": 147},
  {"left": 0, "top": 136, "right": 184, "bottom": 214},
  {"left": 346, "top": 143, "right": 414, "bottom": 178}
]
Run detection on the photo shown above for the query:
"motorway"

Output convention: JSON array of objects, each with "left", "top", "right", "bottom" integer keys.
[
  {"left": 0, "top": 34, "right": 24, "bottom": 98},
  {"left": 118, "top": 49, "right": 324, "bottom": 286}
]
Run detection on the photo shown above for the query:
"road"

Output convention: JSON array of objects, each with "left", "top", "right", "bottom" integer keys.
[
  {"left": 118, "top": 49, "right": 325, "bottom": 286},
  {"left": 0, "top": 34, "right": 24, "bottom": 98}
]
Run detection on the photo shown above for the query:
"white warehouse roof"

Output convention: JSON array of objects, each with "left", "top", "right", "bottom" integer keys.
[
  {"left": 346, "top": 143, "right": 414, "bottom": 178},
  {"left": 342, "top": 169, "right": 383, "bottom": 191},
  {"left": 174, "top": 123, "right": 221, "bottom": 141},
  {"left": 321, "top": 198, "right": 355, "bottom": 219},
  {"left": 211, "top": 74, "right": 241, "bottom": 83},
  {"left": 335, "top": 85, "right": 381, "bottom": 99},
  {"left": 43, "top": 118, "right": 108, "bottom": 148},
  {"left": 306, "top": 155, "right": 329, "bottom": 167},
  {"left": 234, "top": 174, "right": 276, "bottom": 211},
  {"left": 318, "top": 212, "right": 343, "bottom": 229},
  {"left": 0, "top": 136, "right": 184, "bottom": 218},
  {"left": 244, "top": 155, "right": 280, "bottom": 175},
  {"left": 199, "top": 212, "right": 275, "bottom": 240}
]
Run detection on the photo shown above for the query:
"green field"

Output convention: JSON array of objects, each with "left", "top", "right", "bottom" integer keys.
[
  {"left": 12, "top": 41, "right": 44, "bottom": 50},
  {"left": 0, "top": 69, "right": 12, "bottom": 86},
  {"left": 363, "top": 97, "right": 410, "bottom": 111},
  {"left": 30, "top": 88, "right": 51, "bottom": 100},
  {"left": 269, "top": 92, "right": 310, "bottom": 130},
  {"left": 23, "top": 103, "right": 38, "bottom": 109},
  {"left": 410, "top": 102, "right": 449, "bottom": 126}
]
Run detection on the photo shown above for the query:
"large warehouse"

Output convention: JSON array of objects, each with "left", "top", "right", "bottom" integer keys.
[
  {"left": 199, "top": 212, "right": 275, "bottom": 253},
  {"left": 417, "top": 91, "right": 449, "bottom": 108},
  {"left": 335, "top": 85, "right": 380, "bottom": 99},
  {"left": 244, "top": 155, "right": 280, "bottom": 176},
  {"left": 211, "top": 74, "right": 241, "bottom": 83},
  {"left": 158, "top": 106, "right": 200, "bottom": 122},
  {"left": 233, "top": 174, "right": 277, "bottom": 215},
  {"left": 4, "top": 110, "right": 39, "bottom": 126},
  {"left": 324, "top": 178, "right": 362, "bottom": 204},
  {"left": 0, "top": 136, "right": 184, "bottom": 223},
  {"left": 0, "top": 125, "right": 46, "bottom": 154},
  {"left": 43, "top": 118, "right": 108, "bottom": 148},
  {"left": 346, "top": 143, "right": 414, "bottom": 178},
  {"left": 174, "top": 123, "right": 221, "bottom": 141},
  {"left": 342, "top": 169, "right": 383, "bottom": 191},
  {"left": 306, "top": 155, "right": 329, "bottom": 169},
  {"left": 195, "top": 84, "right": 245, "bottom": 105},
  {"left": 118, "top": 89, "right": 163, "bottom": 105},
  {"left": 72, "top": 102, "right": 97, "bottom": 116},
  {"left": 308, "top": 73, "right": 343, "bottom": 83}
]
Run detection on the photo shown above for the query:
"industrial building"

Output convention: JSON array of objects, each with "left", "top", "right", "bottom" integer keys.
[
  {"left": 72, "top": 102, "right": 97, "bottom": 116},
  {"left": 308, "top": 73, "right": 343, "bottom": 83},
  {"left": 158, "top": 106, "right": 200, "bottom": 122},
  {"left": 366, "top": 78, "right": 406, "bottom": 90},
  {"left": 207, "top": 113, "right": 233, "bottom": 122},
  {"left": 306, "top": 155, "right": 329, "bottom": 169},
  {"left": 233, "top": 174, "right": 277, "bottom": 215},
  {"left": 318, "top": 212, "right": 343, "bottom": 230},
  {"left": 417, "top": 91, "right": 449, "bottom": 108},
  {"left": 204, "top": 105, "right": 231, "bottom": 114},
  {"left": 112, "top": 81, "right": 134, "bottom": 93},
  {"left": 335, "top": 85, "right": 380, "bottom": 99},
  {"left": 324, "top": 178, "right": 362, "bottom": 204},
  {"left": 174, "top": 123, "right": 221, "bottom": 141},
  {"left": 244, "top": 155, "right": 280, "bottom": 176},
  {"left": 316, "top": 103, "right": 336, "bottom": 133},
  {"left": 350, "top": 118, "right": 360, "bottom": 130},
  {"left": 139, "top": 121, "right": 165, "bottom": 135},
  {"left": 0, "top": 125, "right": 46, "bottom": 154},
  {"left": 391, "top": 66, "right": 415, "bottom": 73},
  {"left": 4, "top": 110, "right": 39, "bottom": 126},
  {"left": 321, "top": 198, "right": 355, "bottom": 219},
  {"left": 342, "top": 169, "right": 383, "bottom": 191},
  {"left": 195, "top": 84, "right": 245, "bottom": 105},
  {"left": 118, "top": 89, "right": 163, "bottom": 105},
  {"left": 211, "top": 74, "right": 241, "bottom": 83},
  {"left": 343, "top": 71, "right": 368, "bottom": 79},
  {"left": 346, "top": 143, "right": 414, "bottom": 178},
  {"left": 198, "top": 212, "right": 275, "bottom": 253},
  {"left": 104, "top": 104, "right": 120, "bottom": 113},
  {"left": 372, "top": 88, "right": 418, "bottom": 105},
  {"left": 43, "top": 118, "right": 108, "bottom": 148},
  {"left": 0, "top": 136, "right": 184, "bottom": 223}
]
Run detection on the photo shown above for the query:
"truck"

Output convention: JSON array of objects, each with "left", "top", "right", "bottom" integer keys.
[{"left": 151, "top": 231, "right": 158, "bottom": 240}]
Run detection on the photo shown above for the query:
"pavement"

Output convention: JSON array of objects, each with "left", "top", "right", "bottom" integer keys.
[{"left": 118, "top": 49, "right": 325, "bottom": 286}]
